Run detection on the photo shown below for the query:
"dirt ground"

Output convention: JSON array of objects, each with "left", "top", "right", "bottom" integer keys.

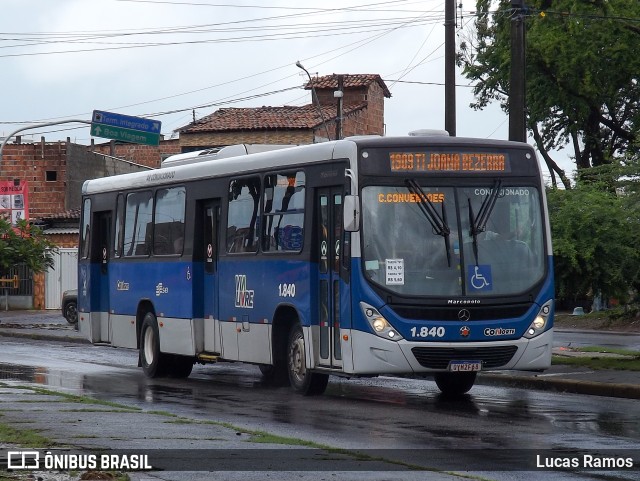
[{"left": 554, "top": 312, "right": 640, "bottom": 333}]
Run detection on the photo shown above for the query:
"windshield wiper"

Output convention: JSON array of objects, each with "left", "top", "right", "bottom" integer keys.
[
  {"left": 405, "top": 179, "right": 451, "bottom": 267},
  {"left": 468, "top": 179, "right": 503, "bottom": 265}
]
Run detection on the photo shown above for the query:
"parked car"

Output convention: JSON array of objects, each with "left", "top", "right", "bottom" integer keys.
[{"left": 61, "top": 289, "right": 78, "bottom": 325}]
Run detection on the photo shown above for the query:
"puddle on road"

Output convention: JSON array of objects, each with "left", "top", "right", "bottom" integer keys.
[
  {"left": 2, "top": 360, "right": 639, "bottom": 443},
  {"left": 0, "top": 362, "right": 85, "bottom": 390}
]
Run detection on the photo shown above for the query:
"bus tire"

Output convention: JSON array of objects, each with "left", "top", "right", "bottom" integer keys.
[
  {"left": 167, "top": 355, "right": 194, "bottom": 379},
  {"left": 140, "top": 312, "right": 167, "bottom": 378},
  {"left": 434, "top": 372, "right": 477, "bottom": 396},
  {"left": 287, "top": 324, "right": 329, "bottom": 396}
]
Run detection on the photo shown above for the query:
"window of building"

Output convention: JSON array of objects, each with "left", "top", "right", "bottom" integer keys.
[
  {"left": 262, "top": 171, "right": 305, "bottom": 252},
  {"left": 45, "top": 171, "right": 57, "bottom": 182},
  {"left": 227, "top": 177, "right": 260, "bottom": 253}
]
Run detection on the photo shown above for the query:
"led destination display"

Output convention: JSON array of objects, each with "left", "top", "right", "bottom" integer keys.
[{"left": 389, "top": 151, "right": 509, "bottom": 173}]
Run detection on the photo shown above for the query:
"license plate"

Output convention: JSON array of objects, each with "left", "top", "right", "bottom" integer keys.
[{"left": 448, "top": 360, "right": 482, "bottom": 372}]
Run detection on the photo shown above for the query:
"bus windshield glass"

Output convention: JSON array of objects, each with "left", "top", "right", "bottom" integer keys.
[{"left": 361, "top": 183, "right": 545, "bottom": 297}]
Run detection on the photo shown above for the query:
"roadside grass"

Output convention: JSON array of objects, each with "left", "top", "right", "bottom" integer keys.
[
  {"left": 553, "top": 346, "right": 640, "bottom": 371},
  {"left": 0, "top": 420, "right": 53, "bottom": 446}
]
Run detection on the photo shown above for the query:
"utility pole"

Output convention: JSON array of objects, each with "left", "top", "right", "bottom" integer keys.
[
  {"left": 444, "top": 0, "right": 456, "bottom": 136},
  {"left": 509, "top": 0, "right": 526, "bottom": 142},
  {"left": 334, "top": 75, "right": 344, "bottom": 140}
]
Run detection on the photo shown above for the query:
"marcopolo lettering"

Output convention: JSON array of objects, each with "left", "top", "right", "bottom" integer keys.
[{"left": 484, "top": 327, "right": 516, "bottom": 337}]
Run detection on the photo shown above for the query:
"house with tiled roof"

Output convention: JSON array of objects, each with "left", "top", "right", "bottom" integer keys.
[{"left": 178, "top": 74, "right": 391, "bottom": 151}]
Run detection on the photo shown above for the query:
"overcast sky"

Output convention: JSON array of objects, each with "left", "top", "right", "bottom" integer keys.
[{"left": 0, "top": 0, "right": 574, "bottom": 178}]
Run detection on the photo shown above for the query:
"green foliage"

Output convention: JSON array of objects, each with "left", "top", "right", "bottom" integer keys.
[
  {"left": 547, "top": 183, "right": 640, "bottom": 304},
  {"left": 0, "top": 218, "right": 56, "bottom": 277},
  {"left": 460, "top": 0, "right": 640, "bottom": 175}
]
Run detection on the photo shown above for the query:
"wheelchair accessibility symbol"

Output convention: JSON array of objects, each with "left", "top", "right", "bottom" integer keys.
[{"left": 468, "top": 265, "right": 492, "bottom": 291}]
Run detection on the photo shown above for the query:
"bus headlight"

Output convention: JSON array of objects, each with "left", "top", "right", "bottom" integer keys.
[
  {"left": 360, "top": 302, "right": 403, "bottom": 341},
  {"left": 524, "top": 300, "right": 553, "bottom": 339}
]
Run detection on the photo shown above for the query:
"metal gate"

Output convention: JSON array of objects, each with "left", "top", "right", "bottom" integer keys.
[{"left": 45, "top": 248, "right": 78, "bottom": 309}]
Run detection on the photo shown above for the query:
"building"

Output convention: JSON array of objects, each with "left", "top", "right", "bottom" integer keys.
[
  {"left": 0, "top": 139, "right": 153, "bottom": 309},
  {"left": 177, "top": 74, "right": 391, "bottom": 151}
]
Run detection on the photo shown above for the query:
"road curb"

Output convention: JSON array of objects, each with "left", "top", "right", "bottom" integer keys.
[
  {"left": 478, "top": 373, "right": 640, "bottom": 400},
  {"left": 0, "top": 329, "right": 90, "bottom": 344}
]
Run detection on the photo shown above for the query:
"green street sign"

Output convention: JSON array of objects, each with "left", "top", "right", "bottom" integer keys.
[
  {"left": 90, "top": 124, "right": 160, "bottom": 146},
  {"left": 91, "top": 110, "right": 162, "bottom": 146}
]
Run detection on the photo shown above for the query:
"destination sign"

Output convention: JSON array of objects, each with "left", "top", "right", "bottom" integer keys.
[{"left": 389, "top": 151, "right": 509, "bottom": 173}]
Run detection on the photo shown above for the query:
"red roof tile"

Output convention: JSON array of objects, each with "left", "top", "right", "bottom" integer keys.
[
  {"left": 180, "top": 103, "right": 367, "bottom": 134},
  {"left": 305, "top": 74, "right": 391, "bottom": 98}
]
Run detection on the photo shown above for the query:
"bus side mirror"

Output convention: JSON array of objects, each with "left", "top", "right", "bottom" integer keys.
[{"left": 344, "top": 195, "right": 360, "bottom": 232}]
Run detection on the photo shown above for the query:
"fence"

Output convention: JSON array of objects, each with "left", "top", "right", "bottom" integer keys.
[{"left": 3, "top": 264, "right": 33, "bottom": 296}]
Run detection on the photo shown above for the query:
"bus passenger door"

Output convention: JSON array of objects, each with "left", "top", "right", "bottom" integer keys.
[
  {"left": 317, "top": 188, "right": 345, "bottom": 370},
  {"left": 200, "top": 200, "right": 221, "bottom": 355},
  {"left": 93, "top": 211, "right": 111, "bottom": 342}
]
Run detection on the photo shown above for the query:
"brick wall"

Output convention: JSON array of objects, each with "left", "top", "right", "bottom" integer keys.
[
  {"left": 1, "top": 141, "right": 68, "bottom": 219},
  {"left": 90, "top": 139, "right": 180, "bottom": 169},
  {"left": 316, "top": 84, "right": 385, "bottom": 136}
]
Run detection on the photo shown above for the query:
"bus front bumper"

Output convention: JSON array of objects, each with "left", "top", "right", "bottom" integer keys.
[{"left": 348, "top": 328, "right": 553, "bottom": 375}]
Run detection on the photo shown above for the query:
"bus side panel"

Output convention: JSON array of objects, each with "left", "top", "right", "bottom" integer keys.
[
  {"left": 108, "top": 260, "right": 194, "bottom": 319},
  {"left": 217, "top": 257, "right": 312, "bottom": 365}
]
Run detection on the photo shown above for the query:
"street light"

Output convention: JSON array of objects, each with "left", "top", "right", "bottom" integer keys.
[{"left": 296, "top": 61, "right": 331, "bottom": 141}]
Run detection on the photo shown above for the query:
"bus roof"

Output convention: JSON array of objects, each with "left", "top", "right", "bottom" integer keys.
[
  {"left": 82, "top": 140, "right": 353, "bottom": 195},
  {"left": 81, "top": 135, "right": 535, "bottom": 195}
]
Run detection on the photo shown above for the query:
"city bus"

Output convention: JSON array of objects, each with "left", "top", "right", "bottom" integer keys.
[{"left": 77, "top": 133, "right": 554, "bottom": 396}]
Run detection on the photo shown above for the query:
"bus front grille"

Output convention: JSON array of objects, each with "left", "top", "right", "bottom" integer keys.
[{"left": 411, "top": 346, "right": 518, "bottom": 369}]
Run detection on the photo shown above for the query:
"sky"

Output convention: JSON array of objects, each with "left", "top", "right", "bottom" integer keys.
[{"left": 0, "top": 0, "right": 575, "bottom": 180}]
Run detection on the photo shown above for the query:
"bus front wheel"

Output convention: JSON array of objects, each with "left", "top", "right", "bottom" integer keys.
[
  {"left": 167, "top": 355, "right": 194, "bottom": 379},
  {"left": 140, "top": 312, "right": 168, "bottom": 378},
  {"left": 434, "top": 372, "right": 477, "bottom": 396},
  {"left": 287, "top": 324, "right": 329, "bottom": 396}
]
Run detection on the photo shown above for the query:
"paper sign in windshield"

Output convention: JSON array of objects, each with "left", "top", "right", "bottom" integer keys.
[{"left": 385, "top": 259, "right": 405, "bottom": 285}]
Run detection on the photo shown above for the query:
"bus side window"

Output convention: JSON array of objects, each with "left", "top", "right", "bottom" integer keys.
[
  {"left": 262, "top": 171, "right": 305, "bottom": 253},
  {"left": 154, "top": 187, "right": 186, "bottom": 256},
  {"left": 113, "top": 194, "right": 124, "bottom": 258},
  {"left": 80, "top": 198, "right": 91, "bottom": 259},
  {"left": 123, "top": 191, "right": 153, "bottom": 257},
  {"left": 227, "top": 177, "right": 260, "bottom": 253}
]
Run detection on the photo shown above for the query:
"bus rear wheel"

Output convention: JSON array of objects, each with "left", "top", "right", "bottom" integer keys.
[
  {"left": 140, "top": 312, "right": 168, "bottom": 378},
  {"left": 434, "top": 372, "right": 477, "bottom": 396},
  {"left": 287, "top": 324, "right": 329, "bottom": 396}
]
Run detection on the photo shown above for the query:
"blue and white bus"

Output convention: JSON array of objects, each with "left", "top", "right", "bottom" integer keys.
[{"left": 78, "top": 133, "right": 554, "bottom": 396}]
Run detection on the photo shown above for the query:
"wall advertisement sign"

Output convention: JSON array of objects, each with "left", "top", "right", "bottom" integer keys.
[{"left": 0, "top": 180, "right": 29, "bottom": 225}]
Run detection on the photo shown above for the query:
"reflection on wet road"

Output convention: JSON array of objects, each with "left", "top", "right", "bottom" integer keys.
[{"left": 0, "top": 337, "right": 639, "bottom": 479}]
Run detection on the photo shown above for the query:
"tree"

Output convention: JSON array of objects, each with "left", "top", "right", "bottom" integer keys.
[
  {"left": 547, "top": 183, "right": 640, "bottom": 306},
  {"left": 459, "top": 0, "right": 640, "bottom": 187},
  {"left": 0, "top": 219, "right": 56, "bottom": 279}
]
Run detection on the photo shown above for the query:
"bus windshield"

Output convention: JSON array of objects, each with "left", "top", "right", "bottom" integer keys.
[{"left": 361, "top": 183, "right": 546, "bottom": 297}]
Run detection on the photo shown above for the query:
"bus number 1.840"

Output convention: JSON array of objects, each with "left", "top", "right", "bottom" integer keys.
[
  {"left": 278, "top": 283, "right": 296, "bottom": 298},
  {"left": 410, "top": 326, "right": 445, "bottom": 338}
]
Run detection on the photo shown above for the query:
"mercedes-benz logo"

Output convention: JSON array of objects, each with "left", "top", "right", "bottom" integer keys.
[{"left": 458, "top": 309, "right": 471, "bottom": 322}]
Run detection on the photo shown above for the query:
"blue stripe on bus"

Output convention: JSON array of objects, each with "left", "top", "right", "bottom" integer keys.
[{"left": 81, "top": 255, "right": 553, "bottom": 343}]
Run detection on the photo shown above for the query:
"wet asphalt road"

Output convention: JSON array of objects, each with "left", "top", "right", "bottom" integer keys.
[{"left": 0, "top": 335, "right": 639, "bottom": 480}]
